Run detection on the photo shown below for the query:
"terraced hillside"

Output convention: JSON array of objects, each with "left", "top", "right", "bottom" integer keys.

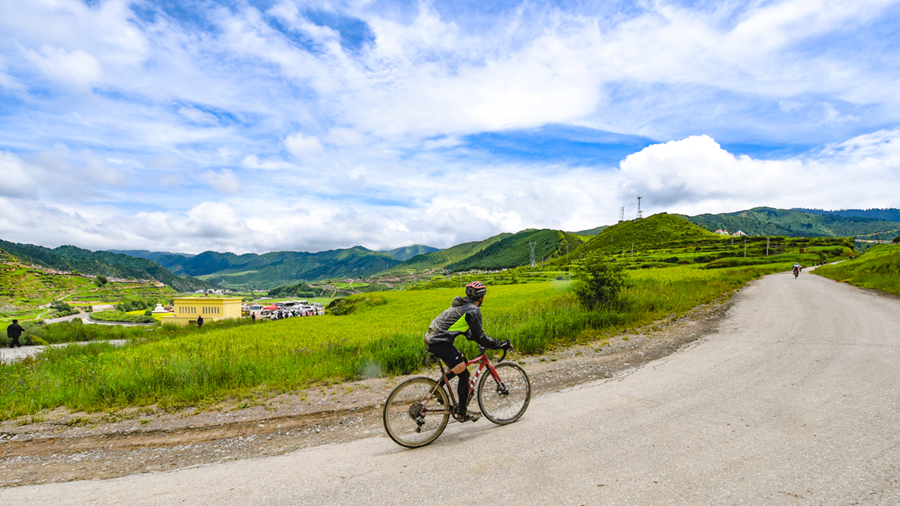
[
  {"left": 562, "top": 213, "right": 854, "bottom": 271},
  {"left": 0, "top": 250, "right": 175, "bottom": 322},
  {"left": 574, "top": 213, "right": 722, "bottom": 257},
  {"left": 0, "top": 239, "right": 207, "bottom": 292}
]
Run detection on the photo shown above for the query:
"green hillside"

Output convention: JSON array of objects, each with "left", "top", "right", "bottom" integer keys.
[
  {"left": 446, "top": 229, "right": 584, "bottom": 272},
  {"left": 381, "top": 234, "right": 511, "bottom": 274},
  {"left": 794, "top": 208, "right": 900, "bottom": 222},
  {"left": 682, "top": 207, "right": 900, "bottom": 240},
  {"left": 574, "top": 213, "right": 722, "bottom": 257},
  {"left": 0, "top": 240, "right": 207, "bottom": 292},
  {"left": 0, "top": 250, "right": 175, "bottom": 322},
  {"left": 140, "top": 246, "right": 401, "bottom": 290},
  {"left": 814, "top": 244, "right": 900, "bottom": 296},
  {"left": 383, "top": 244, "right": 440, "bottom": 261},
  {"left": 572, "top": 225, "right": 608, "bottom": 236}
]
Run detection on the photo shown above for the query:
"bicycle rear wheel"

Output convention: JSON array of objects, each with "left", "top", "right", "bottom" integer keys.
[
  {"left": 477, "top": 362, "right": 531, "bottom": 425},
  {"left": 383, "top": 377, "right": 450, "bottom": 448}
]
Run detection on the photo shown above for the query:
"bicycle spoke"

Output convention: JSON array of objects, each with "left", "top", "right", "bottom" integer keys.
[
  {"left": 383, "top": 377, "right": 450, "bottom": 448},
  {"left": 477, "top": 362, "right": 531, "bottom": 425}
]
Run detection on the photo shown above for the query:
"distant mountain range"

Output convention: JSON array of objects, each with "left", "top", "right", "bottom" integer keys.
[
  {"left": 681, "top": 207, "right": 900, "bottom": 239},
  {"left": 116, "top": 247, "right": 403, "bottom": 290},
  {"left": 4, "top": 206, "right": 897, "bottom": 293},
  {"left": 791, "top": 208, "right": 900, "bottom": 222}
]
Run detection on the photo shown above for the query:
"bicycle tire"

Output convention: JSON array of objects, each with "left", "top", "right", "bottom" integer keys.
[
  {"left": 383, "top": 377, "right": 450, "bottom": 448},
  {"left": 477, "top": 362, "right": 531, "bottom": 425}
]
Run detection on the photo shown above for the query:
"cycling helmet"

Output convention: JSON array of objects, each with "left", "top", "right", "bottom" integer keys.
[{"left": 465, "top": 281, "right": 487, "bottom": 301}]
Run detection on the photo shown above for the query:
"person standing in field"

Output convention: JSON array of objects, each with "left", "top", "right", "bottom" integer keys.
[
  {"left": 6, "top": 319, "right": 27, "bottom": 348},
  {"left": 197, "top": 315, "right": 204, "bottom": 328}
]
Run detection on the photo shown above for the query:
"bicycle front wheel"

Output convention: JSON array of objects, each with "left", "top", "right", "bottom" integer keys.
[
  {"left": 478, "top": 362, "right": 531, "bottom": 425},
  {"left": 383, "top": 377, "right": 450, "bottom": 448}
]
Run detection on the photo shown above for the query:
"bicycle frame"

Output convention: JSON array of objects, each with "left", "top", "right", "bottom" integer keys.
[{"left": 433, "top": 348, "right": 508, "bottom": 410}]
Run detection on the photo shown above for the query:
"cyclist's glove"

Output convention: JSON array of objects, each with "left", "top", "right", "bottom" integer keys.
[{"left": 499, "top": 339, "right": 512, "bottom": 351}]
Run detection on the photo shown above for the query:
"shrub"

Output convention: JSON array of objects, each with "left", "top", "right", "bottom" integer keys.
[
  {"left": 572, "top": 255, "right": 625, "bottom": 309},
  {"left": 50, "top": 300, "right": 78, "bottom": 317}
]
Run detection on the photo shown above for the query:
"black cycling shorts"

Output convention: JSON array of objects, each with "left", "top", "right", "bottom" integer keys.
[{"left": 427, "top": 341, "right": 466, "bottom": 369}]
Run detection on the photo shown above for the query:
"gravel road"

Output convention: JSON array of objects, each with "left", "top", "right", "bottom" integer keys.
[{"left": 4, "top": 270, "right": 900, "bottom": 505}]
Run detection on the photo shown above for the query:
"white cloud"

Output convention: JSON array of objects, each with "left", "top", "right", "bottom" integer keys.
[
  {"left": 284, "top": 133, "right": 323, "bottom": 157},
  {"left": 83, "top": 151, "right": 127, "bottom": 186},
  {"left": 241, "top": 155, "right": 296, "bottom": 171},
  {"left": 615, "top": 130, "right": 900, "bottom": 217},
  {"left": 23, "top": 45, "right": 103, "bottom": 90},
  {"left": 0, "top": 152, "right": 38, "bottom": 198},
  {"left": 200, "top": 169, "right": 242, "bottom": 194}
]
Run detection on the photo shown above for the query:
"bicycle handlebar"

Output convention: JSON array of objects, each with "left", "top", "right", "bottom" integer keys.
[{"left": 479, "top": 345, "right": 509, "bottom": 363}]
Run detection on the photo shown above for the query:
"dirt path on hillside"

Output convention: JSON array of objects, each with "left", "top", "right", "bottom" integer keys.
[{"left": 0, "top": 295, "right": 733, "bottom": 488}]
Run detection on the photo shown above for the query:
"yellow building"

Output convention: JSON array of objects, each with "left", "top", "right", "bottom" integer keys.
[{"left": 160, "top": 297, "right": 243, "bottom": 326}]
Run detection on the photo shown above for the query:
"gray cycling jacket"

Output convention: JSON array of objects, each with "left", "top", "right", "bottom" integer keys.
[{"left": 423, "top": 296, "right": 502, "bottom": 349}]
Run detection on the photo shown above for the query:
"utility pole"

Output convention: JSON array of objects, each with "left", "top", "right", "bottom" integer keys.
[
  {"left": 636, "top": 196, "right": 643, "bottom": 220},
  {"left": 528, "top": 241, "right": 537, "bottom": 268},
  {"left": 766, "top": 236, "right": 770, "bottom": 256},
  {"left": 618, "top": 206, "right": 625, "bottom": 223},
  {"left": 631, "top": 242, "right": 634, "bottom": 258}
]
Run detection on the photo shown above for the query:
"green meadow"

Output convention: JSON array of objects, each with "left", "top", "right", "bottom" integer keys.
[
  {"left": 1, "top": 263, "right": 790, "bottom": 419},
  {"left": 814, "top": 244, "right": 900, "bottom": 296}
]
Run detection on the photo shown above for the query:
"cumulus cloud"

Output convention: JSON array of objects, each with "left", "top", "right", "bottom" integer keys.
[
  {"left": 284, "top": 133, "right": 323, "bottom": 157},
  {"left": 615, "top": 130, "right": 900, "bottom": 217},
  {"left": 0, "top": 152, "right": 38, "bottom": 198}
]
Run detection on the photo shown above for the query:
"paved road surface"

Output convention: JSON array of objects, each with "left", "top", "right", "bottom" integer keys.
[{"left": 4, "top": 271, "right": 900, "bottom": 505}]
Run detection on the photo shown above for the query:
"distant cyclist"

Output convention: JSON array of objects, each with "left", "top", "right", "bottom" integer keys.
[
  {"left": 792, "top": 262, "right": 802, "bottom": 278},
  {"left": 424, "top": 281, "right": 510, "bottom": 423}
]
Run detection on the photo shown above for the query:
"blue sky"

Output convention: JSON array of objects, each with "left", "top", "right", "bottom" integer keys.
[{"left": 1, "top": 0, "right": 899, "bottom": 254}]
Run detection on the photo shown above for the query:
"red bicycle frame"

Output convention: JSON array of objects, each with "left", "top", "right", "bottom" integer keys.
[{"left": 436, "top": 348, "right": 508, "bottom": 409}]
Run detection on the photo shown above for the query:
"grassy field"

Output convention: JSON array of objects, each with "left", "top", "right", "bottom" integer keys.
[
  {"left": 0, "top": 263, "right": 791, "bottom": 419},
  {"left": 814, "top": 244, "right": 900, "bottom": 296}
]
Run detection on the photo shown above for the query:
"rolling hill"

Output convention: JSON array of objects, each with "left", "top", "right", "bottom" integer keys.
[
  {"left": 572, "top": 213, "right": 723, "bottom": 258},
  {"left": 446, "top": 229, "right": 585, "bottom": 272},
  {"left": 383, "top": 244, "right": 440, "bottom": 261},
  {"left": 0, "top": 240, "right": 207, "bottom": 292},
  {"left": 379, "top": 234, "right": 511, "bottom": 274}
]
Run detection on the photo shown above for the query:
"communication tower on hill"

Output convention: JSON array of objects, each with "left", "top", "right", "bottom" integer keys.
[
  {"left": 528, "top": 241, "right": 537, "bottom": 267},
  {"left": 618, "top": 206, "right": 625, "bottom": 223},
  {"left": 636, "top": 195, "right": 643, "bottom": 220}
]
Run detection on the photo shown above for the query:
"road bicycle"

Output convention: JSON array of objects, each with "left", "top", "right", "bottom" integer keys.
[{"left": 382, "top": 345, "right": 531, "bottom": 448}]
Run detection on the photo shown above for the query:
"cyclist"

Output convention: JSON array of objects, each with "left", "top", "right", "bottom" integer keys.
[
  {"left": 792, "top": 262, "right": 802, "bottom": 277},
  {"left": 424, "top": 281, "right": 510, "bottom": 423}
]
